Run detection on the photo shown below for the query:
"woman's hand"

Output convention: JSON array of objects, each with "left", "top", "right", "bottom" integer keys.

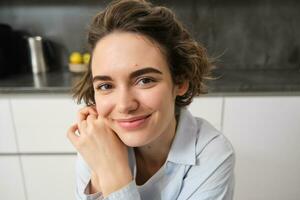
[{"left": 67, "top": 106, "right": 133, "bottom": 197}]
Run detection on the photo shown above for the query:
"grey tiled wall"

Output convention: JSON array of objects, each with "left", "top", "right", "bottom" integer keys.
[{"left": 1, "top": 0, "right": 299, "bottom": 70}]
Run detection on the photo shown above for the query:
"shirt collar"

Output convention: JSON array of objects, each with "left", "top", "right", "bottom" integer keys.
[{"left": 166, "top": 108, "right": 197, "bottom": 166}]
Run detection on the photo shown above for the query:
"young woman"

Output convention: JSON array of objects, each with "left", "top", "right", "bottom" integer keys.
[{"left": 67, "top": 0, "right": 235, "bottom": 199}]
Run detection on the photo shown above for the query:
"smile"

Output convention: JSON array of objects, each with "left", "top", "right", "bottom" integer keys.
[{"left": 115, "top": 114, "right": 151, "bottom": 130}]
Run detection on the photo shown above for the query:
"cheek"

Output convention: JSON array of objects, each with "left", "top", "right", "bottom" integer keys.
[
  {"left": 138, "top": 85, "right": 175, "bottom": 109},
  {"left": 94, "top": 95, "right": 114, "bottom": 117}
]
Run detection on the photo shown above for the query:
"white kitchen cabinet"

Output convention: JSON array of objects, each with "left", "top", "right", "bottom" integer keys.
[
  {"left": 21, "top": 155, "right": 76, "bottom": 200},
  {"left": 188, "top": 96, "right": 223, "bottom": 131},
  {"left": 0, "top": 98, "right": 18, "bottom": 153},
  {"left": 11, "top": 94, "right": 81, "bottom": 153},
  {"left": 223, "top": 96, "right": 300, "bottom": 200},
  {"left": 0, "top": 156, "right": 26, "bottom": 200}
]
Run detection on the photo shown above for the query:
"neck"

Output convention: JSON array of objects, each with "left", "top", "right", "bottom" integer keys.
[{"left": 134, "top": 116, "right": 177, "bottom": 168}]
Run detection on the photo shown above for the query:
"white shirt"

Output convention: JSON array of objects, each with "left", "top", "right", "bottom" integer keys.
[{"left": 75, "top": 108, "right": 235, "bottom": 200}]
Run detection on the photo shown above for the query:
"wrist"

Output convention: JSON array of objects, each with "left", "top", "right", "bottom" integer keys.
[{"left": 97, "top": 166, "right": 133, "bottom": 197}]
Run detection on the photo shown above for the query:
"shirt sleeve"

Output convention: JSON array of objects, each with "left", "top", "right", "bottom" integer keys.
[
  {"left": 75, "top": 153, "right": 104, "bottom": 200},
  {"left": 178, "top": 134, "right": 235, "bottom": 200},
  {"left": 75, "top": 153, "right": 142, "bottom": 200},
  {"left": 104, "top": 180, "right": 141, "bottom": 200}
]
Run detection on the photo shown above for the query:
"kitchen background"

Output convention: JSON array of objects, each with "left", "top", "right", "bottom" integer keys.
[
  {"left": 0, "top": 0, "right": 300, "bottom": 200},
  {"left": 1, "top": 0, "right": 300, "bottom": 71}
]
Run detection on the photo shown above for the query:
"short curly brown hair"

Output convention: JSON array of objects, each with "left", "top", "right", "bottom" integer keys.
[{"left": 73, "top": 0, "right": 213, "bottom": 107}]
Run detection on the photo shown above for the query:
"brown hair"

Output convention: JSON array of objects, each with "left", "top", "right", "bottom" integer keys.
[{"left": 73, "top": 0, "right": 213, "bottom": 107}]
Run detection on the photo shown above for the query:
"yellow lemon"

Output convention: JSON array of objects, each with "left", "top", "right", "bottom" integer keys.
[
  {"left": 83, "top": 53, "right": 91, "bottom": 64},
  {"left": 69, "top": 52, "right": 82, "bottom": 64}
]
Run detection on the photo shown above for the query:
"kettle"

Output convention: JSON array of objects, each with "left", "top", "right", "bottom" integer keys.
[
  {"left": 0, "top": 23, "right": 59, "bottom": 78},
  {"left": 27, "top": 36, "right": 48, "bottom": 74}
]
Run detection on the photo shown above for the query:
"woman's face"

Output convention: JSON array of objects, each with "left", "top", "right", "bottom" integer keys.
[{"left": 91, "top": 32, "right": 187, "bottom": 147}]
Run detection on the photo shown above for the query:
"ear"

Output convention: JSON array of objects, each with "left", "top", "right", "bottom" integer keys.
[{"left": 175, "top": 81, "right": 189, "bottom": 96}]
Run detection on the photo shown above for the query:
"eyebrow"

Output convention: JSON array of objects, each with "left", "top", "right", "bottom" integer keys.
[{"left": 92, "top": 67, "right": 163, "bottom": 83}]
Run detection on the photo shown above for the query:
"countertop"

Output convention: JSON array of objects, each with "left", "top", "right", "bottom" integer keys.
[{"left": 1, "top": 68, "right": 300, "bottom": 96}]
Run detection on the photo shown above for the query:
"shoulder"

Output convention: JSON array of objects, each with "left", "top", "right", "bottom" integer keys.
[
  {"left": 172, "top": 108, "right": 234, "bottom": 166},
  {"left": 194, "top": 117, "right": 235, "bottom": 166},
  {"left": 177, "top": 116, "right": 235, "bottom": 199}
]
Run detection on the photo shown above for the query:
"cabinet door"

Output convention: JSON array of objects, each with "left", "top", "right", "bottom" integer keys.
[
  {"left": 11, "top": 95, "right": 81, "bottom": 153},
  {"left": 223, "top": 96, "right": 300, "bottom": 200},
  {"left": 0, "top": 98, "right": 18, "bottom": 153},
  {"left": 21, "top": 155, "right": 76, "bottom": 200},
  {"left": 0, "top": 156, "right": 26, "bottom": 200},
  {"left": 188, "top": 97, "right": 223, "bottom": 131}
]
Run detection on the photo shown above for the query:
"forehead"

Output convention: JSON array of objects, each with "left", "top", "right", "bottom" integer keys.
[{"left": 91, "top": 32, "right": 169, "bottom": 75}]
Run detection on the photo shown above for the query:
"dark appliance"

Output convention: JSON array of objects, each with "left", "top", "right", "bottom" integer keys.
[{"left": 0, "top": 23, "right": 59, "bottom": 78}]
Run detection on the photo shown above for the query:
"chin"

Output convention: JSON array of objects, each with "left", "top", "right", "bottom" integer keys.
[
  {"left": 117, "top": 131, "right": 152, "bottom": 147},
  {"left": 121, "top": 137, "right": 148, "bottom": 147}
]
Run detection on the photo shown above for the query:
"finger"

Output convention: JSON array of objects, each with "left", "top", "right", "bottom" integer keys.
[
  {"left": 67, "top": 124, "right": 79, "bottom": 145},
  {"left": 86, "top": 114, "right": 97, "bottom": 124},
  {"left": 97, "top": 115, "right": 109, "bottom": 126},
  {"left": 96, "top": 116, "right": 112, "bottom": 133},
  {"left": 90, "top": 105, "right": 98, "bottom": 114},
  {"left": 77, "top": 106, "right": 98, "bottom": 122},
  {"left": 77, "top": 120, "right": 87, "bottom": 135}
]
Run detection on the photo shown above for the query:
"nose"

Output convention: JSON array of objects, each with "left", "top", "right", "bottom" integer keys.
[{"left": 116, "top": 87, "right": 139, "bottom": 114}]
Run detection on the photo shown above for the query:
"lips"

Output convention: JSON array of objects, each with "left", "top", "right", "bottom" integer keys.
[{"left": 115, "top": 114, "right": 151, "bottom": 130}]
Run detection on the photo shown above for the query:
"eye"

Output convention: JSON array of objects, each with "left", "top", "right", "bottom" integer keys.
[
  {"left": 137, "top": 77, "right": 156, "bottom": 86},
  {"left": 96, "top": 83, "right": 113, "bottom": 91}
]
